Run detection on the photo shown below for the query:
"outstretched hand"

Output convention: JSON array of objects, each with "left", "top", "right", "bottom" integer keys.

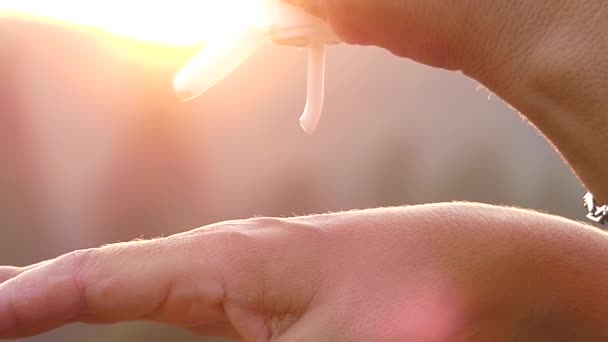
[{"left": 2, "top": 203, "right": 608, "bottom": 341}]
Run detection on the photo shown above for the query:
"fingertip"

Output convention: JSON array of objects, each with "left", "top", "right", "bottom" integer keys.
[
  {"left": 0, "top": 260, "right": 53, "bottom": 285},
  {"left": 0, "top": 267, "right": 20, "bottom": 284},
  {"left": 0, "top": 254, "right": 89, "bottom": 338}
]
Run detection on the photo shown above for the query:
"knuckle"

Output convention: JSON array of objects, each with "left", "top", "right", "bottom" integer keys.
[
  {"left": 63, "top": 248, "right": 97, "bottom": 310},
  {"left": 67, "top": 249, "right": 95, "bottom": 278},
  {"left": 0, "top": 267, "right": 19, "bottom": 283},
  {"left": 245, "top": 216, "right": 289, "bottom": 229}
]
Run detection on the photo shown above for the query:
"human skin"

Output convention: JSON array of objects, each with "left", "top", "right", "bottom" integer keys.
[
  {"left": 1, "top": 203, "right": 608, "bottom": 341},
  {"left": 285, "top": 0, "right": 608, "bottom": 201},
  {"left": 2, "top": 1, "right": 608, "bottom": 341}
]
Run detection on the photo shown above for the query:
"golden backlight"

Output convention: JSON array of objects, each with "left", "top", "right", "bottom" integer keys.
[{"left": 0, "top": 0, "right": 264, "bottom": 46}]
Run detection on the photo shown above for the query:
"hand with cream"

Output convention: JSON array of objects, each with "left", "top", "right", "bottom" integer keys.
[{"left": 283, "top": 0, "right": 608, "bottom": 203}]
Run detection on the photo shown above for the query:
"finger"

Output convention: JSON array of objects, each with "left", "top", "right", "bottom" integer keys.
[
  {"left": 0, "top": 267, "right": 21, "bottom": 284},
  {"left": 0, "top": 237, "right": 228, "bottom": 339},
  {"left": 0, "top": 250, "right": 93, "bottom": 338},
  {"left": 0, "top": 218, "right": 326, "bottom": 340},
  {"left": 281, "top": 0, "right": 326, "bottom": 18},
  {"left": 0, "top": 260, "right": 52, "bottom": 284},
  {"left": 282, "top": 0, "right": 378, "bottom": 45},
  {"left": 282, "top": 0, "right": 465, "bottom": 68}
]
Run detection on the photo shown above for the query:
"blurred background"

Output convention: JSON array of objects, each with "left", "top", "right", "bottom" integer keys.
[{"left": 0, "top": 10, "right": 587, "bottom": 342}]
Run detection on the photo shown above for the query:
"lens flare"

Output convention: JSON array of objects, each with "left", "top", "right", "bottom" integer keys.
[{"left": 0, "top": 0, "right": 264, "bottom": 46}]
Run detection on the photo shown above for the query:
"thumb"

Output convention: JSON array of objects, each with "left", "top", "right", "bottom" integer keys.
[
  {"left": 280, "top": 0, "right": 327, "bottom": 18},
  {"left": 279, "top": 0, "right": 393, "bottom": 47}
]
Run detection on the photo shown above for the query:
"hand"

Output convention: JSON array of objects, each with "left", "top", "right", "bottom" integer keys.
[
  {"left": 284, "top": 0, "right": 608, "bottom": 202},
  {"left": 2, "top": 202, "right": 608, "bottom": 341}
]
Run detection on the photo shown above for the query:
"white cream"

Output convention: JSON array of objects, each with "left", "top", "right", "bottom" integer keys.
[{"left": 173, "top": 1, "right": 340, "bottom": 134}]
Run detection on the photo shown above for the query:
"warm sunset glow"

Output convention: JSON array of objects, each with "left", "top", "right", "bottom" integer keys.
[{"left": 0, "top": 0, "right": 264, "bottom": 46}]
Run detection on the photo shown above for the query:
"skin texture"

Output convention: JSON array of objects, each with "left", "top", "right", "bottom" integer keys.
[
  {"left": 285, "top": 0, "right": 608, "bottom": 201},
  {"left": 2, "top": 203, "right": 608, "bottom": 341},
  {"left": 1, "top": 1, "right": 608, "bottom": 341}
]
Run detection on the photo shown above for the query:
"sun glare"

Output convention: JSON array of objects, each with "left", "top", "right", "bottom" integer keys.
[{"left": 0, "top": 0, "right": 264, "bottom": 46}]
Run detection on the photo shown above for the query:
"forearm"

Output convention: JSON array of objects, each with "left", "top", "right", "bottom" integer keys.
[
  {"left": 524, "top": 219, "right": 608, "bottom": 341},
  {"left": 449, "top": 204, "right": 608, "bottom": 341},
  {"left": 461, "top": 0, "right": 608, "bottom": 200},
  {"left": 377, "top": 203, "right": 608, "bottom": 341},
  {"left": 329, "top": 203, "right": 608, "bottom": 341}
]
